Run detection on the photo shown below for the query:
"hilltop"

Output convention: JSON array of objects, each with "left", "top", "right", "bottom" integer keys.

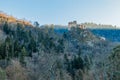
[
  {"left": 67, "top": 21, "right": 119, "bottom": 29},
  {"left": 0, "top": 12, "right": 32, "bottom": 26}
]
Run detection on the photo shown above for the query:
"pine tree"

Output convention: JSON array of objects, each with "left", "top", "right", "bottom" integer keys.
[
  {"left": 3, "top": 22, "right": 9, "bottom": 34},
  {"left": 107, "top": 45, "right": 120, "bottom": 80},
  {"left": 20, "top": 47, "right": 27, "bottom": 65},
  {"left": 5, "top": 36, "right": 11, "bottom": 60},
  {"left": 0, "top": 43, "right": 5, "bottom": 59}
]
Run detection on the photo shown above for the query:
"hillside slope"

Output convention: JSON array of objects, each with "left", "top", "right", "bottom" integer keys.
[{"left": 0, "top": 13, "right": 119, "bottom": 80}]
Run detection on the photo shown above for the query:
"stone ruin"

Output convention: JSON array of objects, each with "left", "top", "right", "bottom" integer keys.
[{"left": 68, "top": 21, "right": 85, "bottom": 29}]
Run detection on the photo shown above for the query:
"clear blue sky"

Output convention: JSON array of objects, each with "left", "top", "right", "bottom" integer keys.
[{"left": 0, "top": 0, "right": 120, "bottom": 26}]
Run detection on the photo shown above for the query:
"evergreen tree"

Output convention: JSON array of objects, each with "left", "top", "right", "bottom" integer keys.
[
  {"left": 14, "top": 40, "right": 21, "bottom": 57},
  {"left": 20, "top": 47, "right": 27, "bottom": 65},
  {"left": 3, "top": 22, "right": 9, "bottom": 34},
  {"left": 107, "top": 45, "right": 120, "bottom": 80},
  {"left": 0, "top": 43, "right": 5, "bottom": 59},
  {"left": 5, "top": 36, "right": 11, "bottom": 60},
  {"left": 34, "top": 21, "right": 39, "bottom": 27},
  {"left": 84, "top": 55, "right": 91, "bottom": 70}
]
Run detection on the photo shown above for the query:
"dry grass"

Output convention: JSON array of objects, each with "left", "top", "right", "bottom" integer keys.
[{"left": 0, "top": 12, "right": 32, "bottom": 26}]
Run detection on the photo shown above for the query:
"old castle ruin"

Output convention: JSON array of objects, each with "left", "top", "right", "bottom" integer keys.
[{"left": 68, "top": 21, "right": 85, "bottom": 29}]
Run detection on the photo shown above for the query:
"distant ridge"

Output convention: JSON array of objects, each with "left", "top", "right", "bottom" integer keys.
[
  {"left": 0, "top": 11, "right": 120, "bottom": 29},
  {"left": 81, "top": 22, "right": 119, "bottom": 29}
]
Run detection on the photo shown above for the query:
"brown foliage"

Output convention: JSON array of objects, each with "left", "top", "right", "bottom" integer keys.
[{"left": 6, "top": 60, "right": 28, "bottom": 80}]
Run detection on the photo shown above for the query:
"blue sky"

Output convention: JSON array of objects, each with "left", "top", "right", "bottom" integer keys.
[{"left": 0, "top": 0, "right": 120, "bottom": 26}]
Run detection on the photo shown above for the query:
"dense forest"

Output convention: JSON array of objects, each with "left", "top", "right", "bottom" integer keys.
[{"left": 0, "top": 13, "right": 120, "bottom": 80}]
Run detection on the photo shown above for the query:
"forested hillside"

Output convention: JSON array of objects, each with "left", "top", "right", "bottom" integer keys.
[
  {"left": 0, "top": 13, "right": 119, "bottom": 80},
  {"left": 91, "top": 29, "right": 120, "bottom": 42}
]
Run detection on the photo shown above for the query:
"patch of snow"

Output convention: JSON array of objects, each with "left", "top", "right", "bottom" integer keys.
[{"left": 100, "top": 36, "right": 106, "bottom": 41}]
